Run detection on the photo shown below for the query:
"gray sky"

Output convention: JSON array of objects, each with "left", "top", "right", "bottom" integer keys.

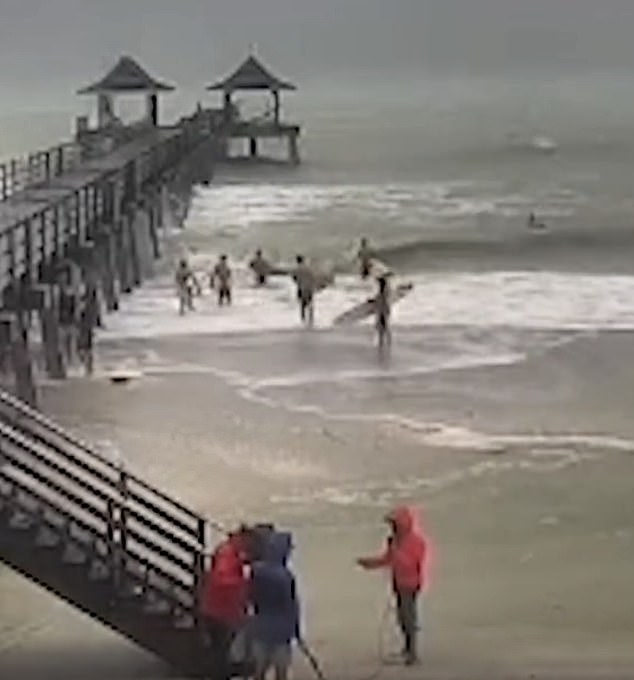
[{"left": 2, "top": 0, "right": 634, "bottom": 93}]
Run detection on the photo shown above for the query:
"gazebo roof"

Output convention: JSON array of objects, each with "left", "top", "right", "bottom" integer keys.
[
  {"left": 207, "top": 55, "right": 296, "bottom": 92},
  {"left": 78, "top": 56, "right": 175, "bottom": 95}
]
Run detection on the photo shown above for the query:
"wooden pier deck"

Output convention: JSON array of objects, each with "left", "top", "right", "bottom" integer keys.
[{"left": 0, "top": 111, "right": 216, "bottom": 404}]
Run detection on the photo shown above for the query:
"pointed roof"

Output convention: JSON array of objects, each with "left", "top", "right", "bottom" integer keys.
[
  {"left": 78, "top": 56, "right": 175, "bottom": 95},
  {"left": 207, "top": 55, "right": 296, "bottom": 92}
]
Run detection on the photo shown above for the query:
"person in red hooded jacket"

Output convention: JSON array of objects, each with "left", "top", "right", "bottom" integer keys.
[
  {"left": 199, "top": 527, "right": 251, "bottom": 680},
  {"left": 357, "top": 506, "right": 428, "bottom": 665}
]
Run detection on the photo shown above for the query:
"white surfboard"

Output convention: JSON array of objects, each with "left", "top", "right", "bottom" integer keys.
[{"left": 333, "top": 282, "right": 414, "bottom": 326}]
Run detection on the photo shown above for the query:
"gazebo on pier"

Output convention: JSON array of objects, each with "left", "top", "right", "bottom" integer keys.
[
  {"left": 207, "top": 54, "right": 301, "bottom": 165},
  {"left": 78, "top": 56, "right": 175, "bottom": 129}
]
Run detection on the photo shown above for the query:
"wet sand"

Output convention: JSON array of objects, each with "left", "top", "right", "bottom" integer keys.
[{"left": 2, "top": 328, "right": 634, "bottom": 679}]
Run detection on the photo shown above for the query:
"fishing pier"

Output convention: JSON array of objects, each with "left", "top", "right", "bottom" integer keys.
[{"left": 0, "top": 54, "right": 302, "bottom": 406}]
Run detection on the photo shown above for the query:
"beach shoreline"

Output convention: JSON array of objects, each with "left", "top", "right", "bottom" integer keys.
[{"left": 1, "top": 326, "right": 633, "bottom": 679}]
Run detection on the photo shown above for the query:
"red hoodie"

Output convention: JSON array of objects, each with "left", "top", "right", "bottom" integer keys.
[
  {"left": 199, "top": 534, "right": 249, "bottom": 627},
  {"left": 358, "top": 506, "right": 428, "bottom": 592}
]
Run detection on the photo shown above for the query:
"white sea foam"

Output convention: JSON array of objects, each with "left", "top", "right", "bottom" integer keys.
[
  {"left": 185, "top": 180, "right": 581, "bottom": 235},
  {"left": 100, "top": 269, "right": 634, "bottom": 343}
]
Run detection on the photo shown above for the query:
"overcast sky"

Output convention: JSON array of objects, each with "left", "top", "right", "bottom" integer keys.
[{"left": 2, "top": 0, "right": 634, "bottom": 92}]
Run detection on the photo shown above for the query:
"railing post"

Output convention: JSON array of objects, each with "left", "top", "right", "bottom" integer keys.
[
  {"left": 106, "top": 497, "right": 116, "bottom": 579},
  {"left": 118, "top": 467, "right": 129, "bottom": 580},
  {"left": 193, "top": 517, "right": 206, "bottom": 623},
  {"left": 10, "top": 158, "right": 17, "bottom": 195},
  {"left": 1, "top": 164, "right": 7, "bottom": 201},
  {"left": 56, "top": 146, "right": 64, "bottom": 176},
  {"left": 44, "top": 151, "right": 51, "bottom": 182}
]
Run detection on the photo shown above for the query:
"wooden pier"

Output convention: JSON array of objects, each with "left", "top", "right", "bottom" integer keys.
[
  {"left": 0, "top": 56, "right": 217, "bottom": 405},
  {"left": 0, "top": 52, "right": 302, "bottom": 406},
  {"left": 0, "top": 52, "right": 303, "bottom": 679}
]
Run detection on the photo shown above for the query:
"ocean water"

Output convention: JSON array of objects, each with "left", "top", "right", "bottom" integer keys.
[{"left": 7, "top": 76, "right": 634, "bottom": 384}]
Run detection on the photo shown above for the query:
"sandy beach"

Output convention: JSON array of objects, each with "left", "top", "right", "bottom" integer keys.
[{"left": 2, "top": 326, "right": 634, "bottom": 680}]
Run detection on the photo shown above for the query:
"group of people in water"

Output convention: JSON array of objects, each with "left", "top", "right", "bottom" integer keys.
[
  {"left": 174, "top": 237, "right": 394, "bottom": 350},
  {"left": 199, "top": 505, "right": 428, "bottom": 680}
]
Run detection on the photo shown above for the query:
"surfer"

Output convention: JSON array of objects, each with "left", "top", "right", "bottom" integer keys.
[
  {"left": 358, "top": 237, "right": 374, "bottom": 279},
  {"left": 175, "top": 258, "right": 198, "bottom": 316},
  {"left": 211, "top": 255, "right": 233, "bottom": 307},
  {"left": 250, "top": 249, "right": 271, "bottom": 286},
  {"left": 375, "top": 274, "right": 392, "bottom": 351},
  {"left": 293, "top": 255, "right": 315, "bottom": 326},
  {"left": 527, "top": 212, "right": 547, "bottom": 231}
]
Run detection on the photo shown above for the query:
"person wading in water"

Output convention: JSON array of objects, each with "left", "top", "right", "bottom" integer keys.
[
  {"left": 293, "top": 255, "right": 316, "bottom": 326},
  {"left": 374, "top": 274, "right": 392, "bottom": 352},
  {"left": 250, "top": 249, "right": 272, "bottom": 287},
  {"left": 211, "top": 255, "right": 233, "bottom": 307},
  {"left": 174, "top": 258, "right": 199, "bottom": 315},
  {"left": 357, "top": 237, "right": 375, "bottom": 279}
]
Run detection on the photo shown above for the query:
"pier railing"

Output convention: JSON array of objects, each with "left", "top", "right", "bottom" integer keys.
[
  {"left": 0, "top": 114, "right": 207, "bottom": 292},
  {"left": 0, "top": 387, "right": 207, "bottom": 617},
  {"left": 0, "top": 143, "right": 82, "bottom": 202}
]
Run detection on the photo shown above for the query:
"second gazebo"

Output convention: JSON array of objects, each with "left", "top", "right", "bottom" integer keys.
[{"left": 207, "top": 54, "right": 301, "bottom": 165}]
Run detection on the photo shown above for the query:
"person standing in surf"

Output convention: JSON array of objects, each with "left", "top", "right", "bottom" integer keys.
[
  {"left": 357, "top": 237, "right": 374, "bottom": 279},
  {"left": 293, "top": 255, "right": 316, "bottom": 326},
  {"left": 211, "top": 255, "right": 233, "bottom": 307},
  {"left": 250, "top": 249, "right": 271, "bottom": 287},
  {"left": 174, "top": 258, "right": 199, "bottom": 315},
  {"left": 375, "top": 274, "right": 392, "bottom": 351}
]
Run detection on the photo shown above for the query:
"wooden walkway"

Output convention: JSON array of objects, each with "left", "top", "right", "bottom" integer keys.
[
  {"left": 0, "top": 123, "right": 203, "bottom": 296},
  {"left": 0, "top": 129, "right": 177, "bottom": 233}
]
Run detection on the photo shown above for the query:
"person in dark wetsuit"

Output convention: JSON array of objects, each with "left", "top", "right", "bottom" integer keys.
[
  {"left": 374, "top": 275, "right": 392, "bottom": 351},
  {"left": 250, "top": 249, "right": 271, "bottom": 287},
  {"left": 293, "top": 255, "right": 316, "bottom": 326},
  {"left": 358, "top": 237, "right": 374, "bottom": 279},
  {"left": 211, "top": 255, "right": 233, "bottom": 306}
]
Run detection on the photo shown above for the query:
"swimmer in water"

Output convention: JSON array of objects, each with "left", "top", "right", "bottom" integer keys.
[{"left": 527, "top": 212, "right": 547, "bottom": 231}]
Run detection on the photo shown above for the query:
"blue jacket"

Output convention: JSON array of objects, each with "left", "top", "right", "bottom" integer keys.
[{"left": 250, "top": 531, "right": 301, "bottom": 646}]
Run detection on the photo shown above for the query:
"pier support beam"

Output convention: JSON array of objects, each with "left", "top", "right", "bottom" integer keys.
[
  {"left": 115, "top": 219, "right": 134, "bottom": 294},
  {"left": 126, "top": 212, "right": 142, "bottom": 288},
  {"left": 147, "top": 194, "right": 161, "bottom": 260},
  {"left": 37, "top": 286, "right": 66, "bottom": 380},
  {"left": 289, "top": 132, "right": 300, "bottom": 166},
  {"left": 96, "top": 230, "right": 119, "bottom": 312},
  {"left": 0, "top": 314, "right": 37, "bottom": 406}
]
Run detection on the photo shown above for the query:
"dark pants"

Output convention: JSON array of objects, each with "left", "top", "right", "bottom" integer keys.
[
  {"left": 395, "top": 589, "right": 419, "bottom": 660},
  {"left": 203, "top": 618, "right": 236, "bottom": 680},
  {"left": 218, "top": 286, "right": 232, "bottom": 306},
  {"left": 298, "top": 292, "right": 314, "bottom": 325}
]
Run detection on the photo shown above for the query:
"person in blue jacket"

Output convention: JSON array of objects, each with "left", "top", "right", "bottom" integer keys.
[{"left": 250, "top": 531, "right": 302, "bottom": 680}]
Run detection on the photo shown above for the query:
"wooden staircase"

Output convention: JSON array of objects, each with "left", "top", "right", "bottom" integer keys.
[{"left": 0, "top": 389, "right": 229, "bottom": 678}]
